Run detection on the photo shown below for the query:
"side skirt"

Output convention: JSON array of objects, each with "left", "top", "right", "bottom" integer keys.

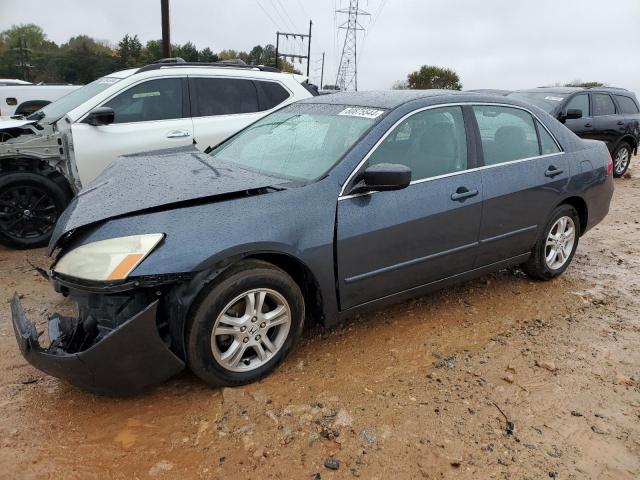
[{"left": 331, "top": 253, "right": 531, "bottom": 326}]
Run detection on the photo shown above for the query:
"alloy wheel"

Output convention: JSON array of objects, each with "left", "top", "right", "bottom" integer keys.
[
  {"left": 614, "top": 147, "right": 630, "bottom": 176},
  {"left": 0, "top": 185, "right": 58, "bottom": 241},
  {"left": 544, "top": 216, "right": 576, "bottom": 270},
  {"left": 211, "top": 288, "right": 291, "bottom": 372}
]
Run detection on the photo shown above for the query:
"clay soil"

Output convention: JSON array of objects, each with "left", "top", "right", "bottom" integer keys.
[{"left": 1, "top": 164, "right": 639, "bottom": 480}]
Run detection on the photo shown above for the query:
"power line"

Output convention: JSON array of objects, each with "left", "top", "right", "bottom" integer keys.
[
  {"left": 274, "top": 0, "right": 301, "bottom": 32},
  {"left": 255, "top": 0, "right": 284, "bottom": 31},
  {"left": 270, "top": 0, "right": 296, "bottom": 33}
]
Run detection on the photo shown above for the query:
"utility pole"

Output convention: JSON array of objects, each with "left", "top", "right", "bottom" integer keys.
[
  {"left": 306, "top": 20, "right": 312, "bottom": 77},
  {"left": 12, "top": 37, "right": 33, "bottom": 82},
  {"left": 320, "top": 52, "right": 325, "bottom": 89},
  {"left": 274, "top": 20, "right": 312, "bottom": 75},
  {"left": 335, "top": 0, "right": 369, "bottom": 91},
  {"left": 161, "top": 0, "right": 171, "bottom": 58}
]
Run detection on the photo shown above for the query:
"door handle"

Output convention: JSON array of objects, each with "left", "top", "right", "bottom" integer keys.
[
  {"left": 451, "top": 187, "right": 479, "bottom": 201},
  {"left": 166, "top": 130, "right": 190, "bottom": 138},
  {"left": 544, "top": 165, "right": 564, "bottom": 178},
  {"left": 617, "top": 120, "right": 624, "bottom": 126},
  {"left": 584, "top": 123, "right": 592, "bottom": 128}
]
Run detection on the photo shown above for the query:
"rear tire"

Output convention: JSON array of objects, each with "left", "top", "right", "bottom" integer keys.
[
  {"left": 0, "top": 171, "right": 72, "bottom": 249},
  {"left": 612, "top": 142, "right": 631, "bottom": 178},
  {"left": 186, "top": 260, "right": 305, "bottom": 387},
  {"left": 521, "top": 204, "right": 580, "bottom": 281}
]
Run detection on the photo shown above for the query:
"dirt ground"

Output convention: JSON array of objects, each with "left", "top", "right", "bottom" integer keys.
[{"left": 1, "top": 165, "right": 639, "bottom": 480}]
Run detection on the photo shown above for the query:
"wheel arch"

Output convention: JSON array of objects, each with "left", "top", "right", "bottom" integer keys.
[
  {"left": 240, "top": 252, "right": 324, "bottom": 326},
  {"left": 615, "top": 134, "right": 637, "bottom": 155},
  {"left": 558, "top": 196, "right": 588, "bottom": 236},
  {"left": 0, "top": 157, "right": 74, "bottom": 198},
  {"left": 168, "top": 249, "right": 326, "bottom": 360},
  {"left": 14, "top": 99, "right": 51, "bottom": 116}
]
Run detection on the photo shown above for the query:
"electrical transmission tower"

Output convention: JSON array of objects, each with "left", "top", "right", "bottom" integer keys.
[{"left": 335, "top": 0, "right": 369, "bottom": 91}]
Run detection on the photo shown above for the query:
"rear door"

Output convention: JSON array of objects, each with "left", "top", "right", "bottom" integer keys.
[
  {"left": 189, "top": 77, "right": 292, "bottom": 150},
  {"left": 72, "top": 77, "right": 193, "bottom": 185},
  {"left": 590, "top": 93, "right": 620, "bottom": 151},
  {"left": 336, "top": 106, "right": 483, "bottom": 309},
  {"left": 472, "top": 105, "right": 568, "bottom": 266}
]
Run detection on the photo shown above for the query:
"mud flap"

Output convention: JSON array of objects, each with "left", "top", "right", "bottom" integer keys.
[{"left": 11, "top": 294, "right": 185, "bottom": 396}]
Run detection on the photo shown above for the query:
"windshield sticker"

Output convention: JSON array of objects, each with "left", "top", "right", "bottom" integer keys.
[
  {"left": 132, "top": 91, "right": 161, "bottom": 99},
  {"left": 544, "top": 96, "right": 564, "bottom": 102},
  {"left": 338, "top": 107, "right": 384, "bottom": 119}
]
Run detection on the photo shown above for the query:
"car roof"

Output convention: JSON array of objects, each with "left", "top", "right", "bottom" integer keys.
[
  {"left": 515, "top": 87, "right": 583, "bottom": 94},
  {"left": 298, "top": 89, "right": 467, "bottom": 109}
]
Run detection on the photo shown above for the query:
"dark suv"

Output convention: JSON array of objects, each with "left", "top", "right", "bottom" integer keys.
[{"left": 508, "top": 87, "right": 640, "bottom": 176}]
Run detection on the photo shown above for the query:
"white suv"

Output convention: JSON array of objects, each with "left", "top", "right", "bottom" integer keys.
[{"left": 0, "top": 61, "right": 316, "bottom": 247}]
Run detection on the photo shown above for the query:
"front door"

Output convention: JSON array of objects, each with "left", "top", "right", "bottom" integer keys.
[
  {"left": 564, "top": 93, "right": 595, "bottom": 140},
  {"left": 336, "top": 106, "right": 483, "bottom": 310},
  {"left": 72, "top": 77, "right": 193, "bottom": 186}
]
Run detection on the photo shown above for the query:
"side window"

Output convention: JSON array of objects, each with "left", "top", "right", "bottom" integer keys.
[
  {"left": 592, "top": 94, "right": 616, "bottom": 116},
  {"left": 537, "top": 121, "right": 561, "bottom": 155},
  {"left": 368, "top": 106, "right": 467, "bottom": 181},
  {"left": 255, "top": 81, "right": 290, "bottom": 110},
  {"left": 565, "top": 94, "right": 590, "bottom": 117},
  {"left": 104, "top": 78, "right": 183, "bottom": 124},
  {"left": 615, "top": 95, "right": 640, "bottom": 114},
  {"left": 472, "top": 105, "right": 539, "bottom": 165},
  {"left": 192, "top": 78, "right": 259, "bottom": 116}
]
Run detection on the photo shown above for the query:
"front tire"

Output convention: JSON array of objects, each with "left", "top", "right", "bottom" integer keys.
[
  {"left": 612, "top": 142, "right": 631, "bottom": 178},
  {"left": 0, "top": 171, "right": 72, "bottom": 249},
  {"left": 521, "top": 204, "right": 580, "bottom": 281},
  {"left": 186, "top": 260, "right": 305, "bottom": 387}
]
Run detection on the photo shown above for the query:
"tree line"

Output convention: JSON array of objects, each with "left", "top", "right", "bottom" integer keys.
[{"left": 0, "top": 24, "right": 298, "bottom": 85}]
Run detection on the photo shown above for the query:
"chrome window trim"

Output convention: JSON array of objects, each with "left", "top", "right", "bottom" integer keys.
[{"left": 338, "top": 101, "right": 565, "bottom": 199}]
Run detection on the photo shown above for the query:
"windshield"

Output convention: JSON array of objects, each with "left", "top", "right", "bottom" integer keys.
[
  {"left": 210, "top": 103, "right": 384, "bottom": 181},
  {"left": 30, "top": 76, "right": 122, "bottom": 123},
  {"left": 507, "top": 92, "right": 567, "bottom": 113}
]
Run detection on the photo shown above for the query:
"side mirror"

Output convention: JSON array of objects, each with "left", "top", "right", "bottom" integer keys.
[
  {"left": 351, "top": 163, "right": 412, "bottom": 194},
  {"left": 559, "top": 108, "right": 582, "bottom": 123},
  {"left": 85, "top": 107, "right": 115, "bottom": 126}
]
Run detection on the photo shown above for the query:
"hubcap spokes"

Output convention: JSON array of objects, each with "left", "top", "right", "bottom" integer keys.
[
  {"left": 0, "top": 185, "right": 57, "bottom": 240},
  {"left": 545, "top": 216, "right": 576, "bottom": 270},
  {"left": 211, "top": 289, "right": 291, "bottom": 372},
  {"left": 614, "top": 149, "right": 629, "bottom": 174}
]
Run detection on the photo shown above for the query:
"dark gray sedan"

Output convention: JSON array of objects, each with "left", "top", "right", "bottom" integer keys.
[{"left": 11, "top": 90, "right": 614, "bottom": 395}]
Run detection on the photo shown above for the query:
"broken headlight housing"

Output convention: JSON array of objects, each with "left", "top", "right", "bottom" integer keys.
[{"left": 54, "top": 233, "right": 164, "bottom": 282}]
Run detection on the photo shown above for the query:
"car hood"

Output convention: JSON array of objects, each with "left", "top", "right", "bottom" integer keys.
[
  {"left": 0, "top": 118, "right": 38, "bottom": 131},
  {"left": 48, "top": 146, "right": 285, "bottom": 253}
]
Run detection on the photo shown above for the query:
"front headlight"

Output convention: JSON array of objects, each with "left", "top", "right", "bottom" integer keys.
[{"left": 54, "top": 233, "right": 164, "bottom": 281}]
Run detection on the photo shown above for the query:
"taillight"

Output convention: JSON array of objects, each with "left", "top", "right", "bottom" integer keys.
[{"left": 606, "top": 152, "right": 613, "bottom": 176}]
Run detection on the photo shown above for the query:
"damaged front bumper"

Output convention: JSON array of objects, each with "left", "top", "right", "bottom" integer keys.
[{"left": 10, "top": 293, "right": 185, "bottom": 396}]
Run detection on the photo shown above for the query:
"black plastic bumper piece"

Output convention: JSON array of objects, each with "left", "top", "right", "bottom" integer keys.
[{"left": 10, "top": 294, "right": 185, "bottom": 396}]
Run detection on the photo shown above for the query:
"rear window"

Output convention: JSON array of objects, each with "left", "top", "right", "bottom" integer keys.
[
  {"left": 255, "top": 81, "right": 290, "bottom": 110},
  {"left": 615, "top": 95, "right": 640, "bottom": 114},
  {"left": 192, "top": 77, "right": 259, "bottom": 116}
]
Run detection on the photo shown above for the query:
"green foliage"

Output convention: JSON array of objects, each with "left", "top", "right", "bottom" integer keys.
[
  {"left": 0, "top": 24, "right": 302, "bottom": 84},
  {"left": 117, "top": 34, "right": 143, "bottom": 67},
  {"left": 404, "top": 65, "right": 462, "bottom": 90}
]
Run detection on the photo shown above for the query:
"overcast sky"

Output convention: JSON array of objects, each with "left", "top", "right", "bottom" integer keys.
[{"left": 1, "top": 0, "right": 639, "bottom": 94}]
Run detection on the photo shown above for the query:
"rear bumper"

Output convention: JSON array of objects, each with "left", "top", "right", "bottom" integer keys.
[{"left": 10, "top": 293, "right": 185, "bottom": 396}]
